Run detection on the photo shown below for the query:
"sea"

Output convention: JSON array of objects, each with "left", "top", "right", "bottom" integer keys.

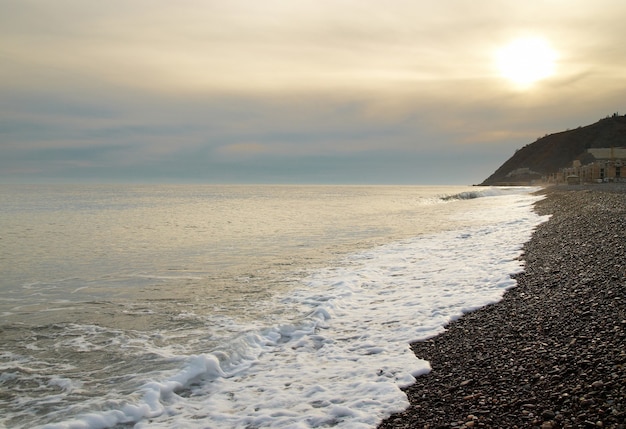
[{"left": 0, "top": 184, "right": 547, "bottom": 429}]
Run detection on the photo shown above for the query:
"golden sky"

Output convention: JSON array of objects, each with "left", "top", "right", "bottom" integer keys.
[{"left": 1, "top": 0, "right": 625, "bottom": 183}]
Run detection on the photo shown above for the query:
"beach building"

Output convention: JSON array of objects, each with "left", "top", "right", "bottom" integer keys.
[{"left": 556, "top": 147, "right": 625, "bottom": 184}]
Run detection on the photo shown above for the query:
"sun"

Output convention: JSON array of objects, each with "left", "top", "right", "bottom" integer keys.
[{"left": 496, "top": 37, "right": 557, "bottom": 88}]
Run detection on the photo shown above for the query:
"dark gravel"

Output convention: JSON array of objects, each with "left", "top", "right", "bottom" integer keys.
[{"left": 379, "top": 184, "right": 626, "bottom": 429}]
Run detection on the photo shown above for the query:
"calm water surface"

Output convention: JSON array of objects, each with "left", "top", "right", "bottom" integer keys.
[{"left": 2, "top": 185, "right": 472, "bottom": 327}]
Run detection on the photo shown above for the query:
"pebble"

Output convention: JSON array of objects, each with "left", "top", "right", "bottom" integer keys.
[{"left": 378, "top": 185, "right": 626, "bottom": 428}]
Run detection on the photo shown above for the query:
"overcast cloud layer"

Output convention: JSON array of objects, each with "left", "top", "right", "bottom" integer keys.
[{"left": 1, "top": 0, "right": 625, "bottom": 184}]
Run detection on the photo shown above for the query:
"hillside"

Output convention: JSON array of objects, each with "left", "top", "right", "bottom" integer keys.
[{"left": 480, "top": 114, "right": 626, "bottom": 185}]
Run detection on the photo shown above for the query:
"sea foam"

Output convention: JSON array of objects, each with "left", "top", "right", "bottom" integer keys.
[{"left": 37, "top": 190, "right": 547, "bottom": 429}]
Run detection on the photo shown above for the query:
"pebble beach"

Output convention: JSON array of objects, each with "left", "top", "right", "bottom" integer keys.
[{"left": 379, "top": 184, "right": 626, "bottom": 429}]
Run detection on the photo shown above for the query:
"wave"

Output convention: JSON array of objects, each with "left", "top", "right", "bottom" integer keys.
[
  {"left": 32, "top": 191, "right": 548, "bottom": 429},
  {"left": 439, "top": 186, "right": 541, "bottom": 202}
]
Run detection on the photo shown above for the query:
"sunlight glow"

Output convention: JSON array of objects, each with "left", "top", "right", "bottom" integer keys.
[{"left": 496, "top": 37, "right": 557, "bottom": 88}]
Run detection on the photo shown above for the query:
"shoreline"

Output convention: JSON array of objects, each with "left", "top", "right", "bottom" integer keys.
[{"left": 379, "top": 184, "right": 626, "bottom": 428}]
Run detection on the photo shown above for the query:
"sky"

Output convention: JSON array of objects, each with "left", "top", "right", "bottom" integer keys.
[{"left": 1, "top": 0, "right": 626, "bottom": 185}]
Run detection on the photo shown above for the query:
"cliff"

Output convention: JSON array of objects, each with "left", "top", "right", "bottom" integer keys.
[{"left": 480, "top": 114, "right": 626, "bottom": 185}]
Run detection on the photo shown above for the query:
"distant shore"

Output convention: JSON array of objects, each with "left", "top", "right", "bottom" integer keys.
[{"left": 379, "top": 183, "right": 626, "bottom": 428}]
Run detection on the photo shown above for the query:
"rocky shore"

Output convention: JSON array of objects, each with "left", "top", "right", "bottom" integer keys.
[{"left": 379, "top": 184, "right": 626, "bottom": 429}]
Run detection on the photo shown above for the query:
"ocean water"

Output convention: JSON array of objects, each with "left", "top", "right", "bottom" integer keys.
[{"left": 0, "top": 184, "right": 547, "bottom": 429}]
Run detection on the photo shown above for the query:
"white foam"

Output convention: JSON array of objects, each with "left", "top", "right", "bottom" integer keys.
[
  {"left": 439, "top": 186, "right": 512, "bottom": 201},
  {"left": 48, "top": 377, "right": 80, "bottom": 392},
  {"left": 34, "top": 190, "right": 547, "bottom": 429}
]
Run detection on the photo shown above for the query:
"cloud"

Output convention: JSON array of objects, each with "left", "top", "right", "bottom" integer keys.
[
  {"left": 0, "top": 1, "right": 505, "bottom": 93},
  {"left": 1, "top": 0, "right": 626, "bottom": 184}
]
